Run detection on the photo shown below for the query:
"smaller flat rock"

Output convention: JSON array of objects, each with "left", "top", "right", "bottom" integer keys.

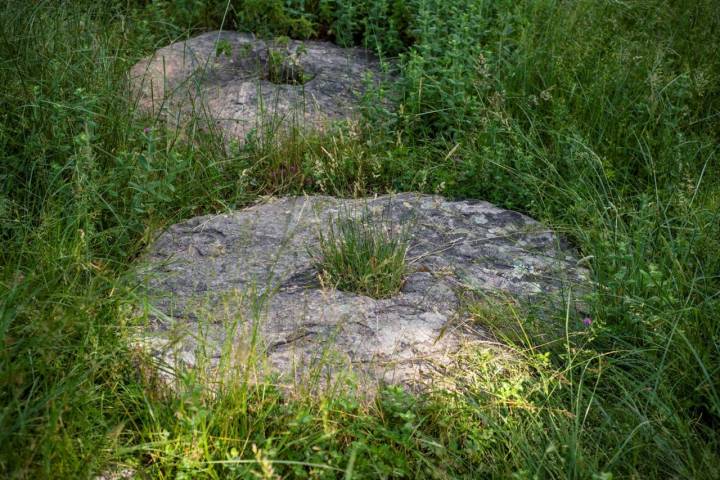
[
  {"left": 136, "top": 194, "right": 589, "bottom": 391},
  {"left": 129, "top": 31, "right": 386, "bottom": 143}
]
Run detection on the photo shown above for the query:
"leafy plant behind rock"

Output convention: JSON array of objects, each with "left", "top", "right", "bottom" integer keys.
[{"left": 310, "top": 209, "right": 409, "bottom": 299}]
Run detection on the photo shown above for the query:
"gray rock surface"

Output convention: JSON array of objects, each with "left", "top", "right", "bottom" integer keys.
[
  {"left": 130, "top": 31, "right": 386, "bottom": 143},
  {"left": 137, "top": 194, "right": 589, "bottom": 390}
]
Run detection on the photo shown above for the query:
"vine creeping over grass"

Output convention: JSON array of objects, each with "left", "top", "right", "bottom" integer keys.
[{"left": 311, "top": 211, "right": 408, "bottom": 299}]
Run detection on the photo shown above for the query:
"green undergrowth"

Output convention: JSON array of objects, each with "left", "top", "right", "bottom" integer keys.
[{"left": 1, "top": 0, "right": 719, "bottom": 478}]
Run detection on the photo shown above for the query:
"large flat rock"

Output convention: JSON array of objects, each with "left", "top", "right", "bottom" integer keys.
[
  {"left": 136, "top": 194, "right": 589, "bottom": 390},
  {"left": 130, "top": 31, "right": 385, "bottom": 143}
]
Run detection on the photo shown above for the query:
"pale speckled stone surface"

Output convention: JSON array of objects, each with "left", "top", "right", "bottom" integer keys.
[
  {"left": 94, "top": 468, "right": 136, "bottom": 480},
  {"left": 136, "top": 194, "right": 590, "bottom": 390},
  {"left": 129, "top": 31, "right": 386, "bottom": 143}
]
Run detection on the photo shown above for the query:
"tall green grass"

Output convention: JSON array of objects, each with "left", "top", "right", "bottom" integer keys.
[{"left": 1, "top": 0, "right": 719, "bottom": 477}]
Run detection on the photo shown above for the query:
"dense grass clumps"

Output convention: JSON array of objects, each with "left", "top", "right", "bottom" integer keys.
[
  {"left": 311, "top": 212, "right": 408, "bottom": 299},
  {"left": 1, "top": 0, "right": 719, "bottom": 478}
]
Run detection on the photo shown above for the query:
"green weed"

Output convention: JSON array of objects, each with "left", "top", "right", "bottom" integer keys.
[{"left": 311, "top": 210, "right": 408, "bottom": 299}]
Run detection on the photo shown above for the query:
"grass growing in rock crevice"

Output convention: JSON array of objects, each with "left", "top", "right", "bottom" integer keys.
[
  {"left": 1, "top": 0, "right": 719, "bottom": 478},
  {"left": 311, "top": 211, "right": 409, "bottom": 299}
]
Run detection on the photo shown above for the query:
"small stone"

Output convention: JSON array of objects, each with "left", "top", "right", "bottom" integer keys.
[{"left": 95, "top": 467, "right": 135, "bottom": 480}]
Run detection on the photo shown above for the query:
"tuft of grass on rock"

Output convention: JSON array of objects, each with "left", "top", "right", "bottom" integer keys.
[{"left": 311, "top": 211, "right": 409, "bottom": 299}]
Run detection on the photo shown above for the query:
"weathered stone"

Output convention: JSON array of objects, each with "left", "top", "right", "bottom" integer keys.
[
  {"left": 136, "top": 194, "right": 589, "bottom": 391},
  {"left": 94, "top": 467, "right": 136, "bottom": 480},
  {"left": 129, "top": 31, "right": 386, "bottom": 143}
]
